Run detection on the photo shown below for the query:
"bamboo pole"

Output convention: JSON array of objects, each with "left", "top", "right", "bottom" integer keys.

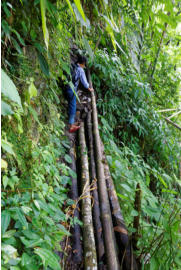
[
  {"left": 132, "top": 184, "right": 141, "bottom": 253},
  {"left": 157, "top": 108, "right": 178, "bottom": 113},
  {"left": 101, "top": 141, "right": 138, "bottom": 270},
  {"left": 167, "top": 110, "right": 181, "bottom": 120},
  {"left": 88, "top": 71, "right": 120, "bottom": 270},
  {"left": 87, "top": 112, "right": 105, "bottom": 267},
  {"left": 79, "top": 122, "right": 97, "bottom": 270},
  {"left": 151, "top": 22, "right": 168, "bottom": 79},
  {"left": 68, "top": 136, "right": 82, "bottom": 265},
  {"left": 164, "top": 117, "right": 181, "bottom": 131}
]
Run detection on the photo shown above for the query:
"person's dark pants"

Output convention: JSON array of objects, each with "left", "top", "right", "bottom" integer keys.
[{"left": 66, "top": 86, "right": 76, "bottom": 125}]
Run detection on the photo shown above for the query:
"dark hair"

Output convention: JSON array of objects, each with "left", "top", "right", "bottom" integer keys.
[{"left": 77, "top": 55, "right": 87, "bottom": 65}]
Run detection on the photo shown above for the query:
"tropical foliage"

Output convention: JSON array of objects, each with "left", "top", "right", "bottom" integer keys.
[{"left": 1, "top": 0, "right": 181, "bottom": 269}]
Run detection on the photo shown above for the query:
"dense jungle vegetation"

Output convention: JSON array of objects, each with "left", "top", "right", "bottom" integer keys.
[{"left": 1, "top": 0, "right": 181, "bottom": 269}]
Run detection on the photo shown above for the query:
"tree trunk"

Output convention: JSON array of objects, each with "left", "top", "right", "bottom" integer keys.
[{"left": 79, "top": 122, "right": 97, "bottom": 270}]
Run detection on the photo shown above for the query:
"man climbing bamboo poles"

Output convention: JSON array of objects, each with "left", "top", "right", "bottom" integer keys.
[{"left": 65, "top": 55, "right": 94, "bottom": 133}]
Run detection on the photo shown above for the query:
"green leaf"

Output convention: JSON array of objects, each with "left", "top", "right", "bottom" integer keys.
[
  {"left": 68, "top": 81, "right": 81, "bottom": 103},
  {"left": 11, "top": 37, "right": 22, "bottom": 54},
  {"left": 1, "top": 139, "right": 15, "bottom": 156},
  {"left": 15, "top": 208, "right": 28, "bottom": 229},
  {"left": 106, "top": 24, "right": 117, "bottom": 51},
  {"left": 1, "top": 69, "right": 22, "bottom": 108},
  {"left": 61, "top": 176, "right": 71, "bottom": 185},
  {"left": 34, "top": 248, "right": 61, "bottom": 270},
  {"left": 83, "top": 37, "right": 94, "bottom": 60},
  {"left": 162, "top": 189, "right": 178, "bottom": 195},
  {"left": 65, "top": 0, "right": 76, "bottom": 20},
  {"left": 1, "top": 211, "right": 11, "bottom": 234},
  {"left": 21, "top": 253, "right": 32, "bottom": 266},
  {"left": 28, "top": 106, "right": 42, "bottom": 127},
  {"left": 3, "top": 230, "right": 16, "bottom": 239},
  {"left": 1, "top": 101, "right": 13, "bottom": 115},
  {"left": 21, "top": 253, "right": 35, "bottom": 267},
  {"left": 10, "top": 267, "right": 20, "bottom": 270},
  {"left": 69, "top": 168, "right": 77, "bottom": 178},
  {"left": 57, "top": 224, "right": 70, "bottom": 236},
  {"left": 73, "top": 3, "right": 90, "bottom": 28},
  {"left": 44, "top": 216, "right": 55, "bottom": 226},
  {"left": 73, "top": 0, "right": 86, "bottom": 21},
  {"left": 120, "top": 183, "right": 132, "bottom": 193},
  {"left": 2, "top": 19, "right": 10, "bottom": 36},
  {"left": 3, "top": 175, "right": 9, "bottom": 189},
  {"left": 117, "top": 193, "right": 128, "bottom": 200},
  {"left": 2, "top": 2, "right": 11, "bottom": 17},
  {"left": 28, "top": 81, "right": 37, "bottom": 99},
  {"left": 21, "top": 206, "right": 32, "bottom": 214},
  {"left": 1, "top": 266, "right": 8, "bottom": 270},
  {"left": 4, "top": 175, "right": 19, "bottom": 190},
  {"left": 37, "top": 51, "right": 50, "bottom": 77},
  {"left": 20, "top": 237, "right": 44, "bottom": 248},
  {"left": 146, "top": 174, "right": 150, "bottom": 186},
  {"left": 64, "top": 154, "right": 72, "bottom": 164},
  {"left": 1, "top": 244, "right": 18, "bottom": 264},
  {"left": 11, "top": 29, "right": 25, "bottom": 46},
  {"left": 36, "top": 199, "right": 53, "bottom": 214},
  {"left": 22, "top": 230, "right": 39, "bottom": 240},
  {"left": 103, "top": 14, "right": 119, "bottom": 32},
  {"left": 40, "top": 0, "right": 49, "bottom": 50},
  {"left": 150, "top": 257, "right": 158, "bottom": 270},
  {"left": 157, "top": 174, "right": 168, "bottom": 188},
  {"left": 34, "top": 200, "right": 40, "bottom": 210},
  {"left": 131, "top": 209, "right": 139, "bottom": 216},
  {"left": 1, "top": 159, "right": 8, "bottom": 169},
  {"left": 59, "top": 58, "right": 70, "bottom": 75}
]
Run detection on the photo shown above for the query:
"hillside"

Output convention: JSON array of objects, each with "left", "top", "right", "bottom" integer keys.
[{"left": 1, "top": 1, "right": 181, "bottom": 269}]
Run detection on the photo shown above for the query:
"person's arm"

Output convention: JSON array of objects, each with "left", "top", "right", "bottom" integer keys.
[{"left": 79, "top": 68, "right": 94, "bottom": 91}]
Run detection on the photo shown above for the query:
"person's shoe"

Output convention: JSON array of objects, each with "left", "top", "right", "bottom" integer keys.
[{"left": 69, "top": 125, "right": 80, "bottom": 133}]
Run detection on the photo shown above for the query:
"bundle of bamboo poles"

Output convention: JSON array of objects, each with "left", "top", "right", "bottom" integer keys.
[{"left": 65, "top": 70, "right": 138, "bottom": 270}]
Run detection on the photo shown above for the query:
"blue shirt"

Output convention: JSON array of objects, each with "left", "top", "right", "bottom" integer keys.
[{"left": 74, "top": 64, "right": 89, "bottom": 91}]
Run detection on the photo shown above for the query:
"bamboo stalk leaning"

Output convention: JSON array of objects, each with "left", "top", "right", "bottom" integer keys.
[
  {"left": 101, "top": 142, "right": 138, "bottom": 270},
  {"left": 87, "top": 112, "right": 105, "bottom": 267},
  {"left": 78, "top": 122, "right": 97, "bottom": 270},
  {"left": 68, "top": 136, "right": 82, "bottom": 265},
  {"left": 88, "top": 69, "right": 120, "bottom": 270},
  {"left": 164, "top": 117, "right": 181, "bottom": 131}
]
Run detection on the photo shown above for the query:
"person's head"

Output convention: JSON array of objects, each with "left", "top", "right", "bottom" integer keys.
[{"left": 77, "top": 55, "right": 87, "bottom": 68}]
